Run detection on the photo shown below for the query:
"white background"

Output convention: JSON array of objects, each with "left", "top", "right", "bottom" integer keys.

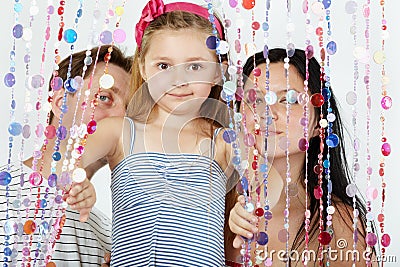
[{"left": 1, "top": 0, "right": 399, "bottom": 264}]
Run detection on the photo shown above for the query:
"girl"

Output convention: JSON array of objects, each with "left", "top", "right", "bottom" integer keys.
[
  {"left": 80, "top": 0, "right": 233, "bottom": 266},
  {"left": 225, "top": 49, "right": 372, "bottom": 266}
]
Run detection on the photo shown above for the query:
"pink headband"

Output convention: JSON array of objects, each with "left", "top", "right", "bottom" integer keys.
[{"left": 135, "top": 0, "right": 224, "bottom": 48}]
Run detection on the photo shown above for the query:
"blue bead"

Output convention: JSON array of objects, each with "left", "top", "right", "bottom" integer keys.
[
  {"left": 232, "top": 156, "right": 241, "bottom": 165},
  {"left": 326, "top": 41, "right": 337, "bottom": 55},
  {"left": 223, "top": 129, "right": 236, "bottom": 143},
  {"left": 257, "top": 231, "right": 269, "bottom": 245},
  {"left": 241, "top": 177, "right": 248, "bottom": 191},
  {"left": 63, "top": 29, "right": 78, "bottom": 43},
  {"left": 322, "top": 87, "right": 331, "bottom": 101},
  {"left": 56, "top": 126, "right": 67, "bottom": 140},
  {"left": 40, "top": 199, "right": 47, "bottom": 208},
  {"left": 260, "top": 163, "right": 268, "bottom": 173},
  {"left": 8, "top": 122, "right": 22, "bottom": 136},
  {"left": 52, "top": 152, "right": 61, "bottom": 161},
  {"left": 100, "top": 30, "right": 113, "bottom": 45},
  {"left": 77, "top": 8, "right": 82, "bottom": 17},
  {"left": 263, "top": 44, "right": 269, "bottom": 58},
  {"left": 4, "top": 73, "right": 16, "bottom": 87},
  {"left": 326, "top": 133, "right": 339, "bottom": 148},
  {"left": 262, "top": 22, "right": 269, "bottom": 31},
  {"left": 64, "top": 78, "right": 77, "bottom": 93},
  {"left": 4, "top": 247, "right": 12, "bottom": 256},
  {"left": 323, "top": 159, "right": 330, "bottom": 168},
  {"left": 12, "top": 24, "right": 23, "bottom": 38},
  {"left": 206, "top": 36, "right": 217, "bottom": 50},
  {"left": 14, "top": 3, "right": 23, "bottom": 12},
  {"left": 327, "top": 180, "right": 332, "bottom": 193},
  {"left": 322, "top": 0, "right": 331, "bottom": 8},
  {"left": 48, "top": 174, "right": 57, "bottom": 187}
]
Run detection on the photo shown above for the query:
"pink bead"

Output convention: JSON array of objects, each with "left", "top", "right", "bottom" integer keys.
[
  {"left": 35, "top": 123, "right": 44, "bottom": 138},
  {"left": 298, "top": 138, "right": 308, "bottom": 151},
  {"left": 314, "top": 185, "right": 323, "bottom": 199},
  {"left": 381, "top": 96, "right": 392, "bottom": 110},
  {"left": 243, "top": 133, "right": 255, "bottom": 147},
  {"left": 381, "top": 233, "right": 391, "bottom": 247},
  {"left": 366, "top": 233, "right": 377, "bottom": 246},
  {"left": 366, "top": 186, "right": 378, "bottom": 201},
  {"left": 76, "top": 145, "right": 84, "bottom": 154},
  {"left": 29, "top": 171, "right": 43, "bottom": 186},
  {"left": 381, "top": 143, "right": 391, "bottom": 156},
  {"left": 45, "top": 125, "right": 56, "bottom": 139}
]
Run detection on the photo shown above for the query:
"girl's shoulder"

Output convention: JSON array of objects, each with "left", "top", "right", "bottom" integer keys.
[{"left": 213, "top": 127, "right": 235, "bottom": 177}]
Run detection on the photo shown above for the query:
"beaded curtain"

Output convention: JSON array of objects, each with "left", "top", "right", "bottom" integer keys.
[{"left": 0, "top": 0, "right": 398, "bottom": 265}]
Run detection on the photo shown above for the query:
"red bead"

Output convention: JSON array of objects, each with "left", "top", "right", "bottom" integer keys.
[
  {"left": 318, "top": 231, "right": 332, "bottom": 245},
  {"left": 313, "top": 165, "right": 323, "bottom": 174},
  {"left": 316, "top": 27, "right": 323, "bottom": 36},
  {"left": 252, "top": 21, "right": 260, "bottom": 30},
  {"left": 311, "top": 93, "right": 324, "bottom": 107},
  {"left": 381, "top": 233, "right": 391, "bottom": 247},
  {"left": 378, "top": 213, "right": 385, "bottom": 222},
  {"left": 87, "top": 120, "right": 97, "bottom": 134},
  {"left": 252, "top": 161, "right": 258, "bottom": 170},
  {"left": 379, "top": 168, "right": 384, "bottom": 176},
  {"left": 255, "top": 207, "right": 264, "bottom": 217},
  {"left": 253, "top": 67, "right": 261, "bottom": 77},
  {"left": 58, "top": 7, "right": 64, "bottom": 15},
  {"left": 314, "top": 185, "right": 323, "bottom": 199},
  {"left": 242, "top": 0, "right": 255, "bottom": 10}
]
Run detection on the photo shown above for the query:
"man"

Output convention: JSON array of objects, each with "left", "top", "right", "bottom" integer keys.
[{"left": 0, "top": 46, "right": 131, "bottom": 266}]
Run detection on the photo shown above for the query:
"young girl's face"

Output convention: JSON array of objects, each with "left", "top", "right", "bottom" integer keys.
[
  {"left": 243, "top": 62, "right": 317, "bottom": 159},
  {"left": 140, "top": 29, "right": 220, "bottom": 116}
]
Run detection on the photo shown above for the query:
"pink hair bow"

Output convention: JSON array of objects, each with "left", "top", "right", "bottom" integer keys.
[{"left": 135, "top": 0, "right": 165, "bottom": 48}]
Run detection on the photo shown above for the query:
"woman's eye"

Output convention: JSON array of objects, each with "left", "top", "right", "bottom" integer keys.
[
  {"left": 255, "top": 98, "right": 264, "bottom": 105},
  {"left": 157, "top": 63, "right": 170, "bottom": 70}
]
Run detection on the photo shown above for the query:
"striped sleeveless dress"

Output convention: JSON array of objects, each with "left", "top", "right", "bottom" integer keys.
[{"left": 110, "top": 118, "right": 227, "bottom": 266}]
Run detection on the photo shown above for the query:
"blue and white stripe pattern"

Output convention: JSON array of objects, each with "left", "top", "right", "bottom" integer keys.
[{"left": 110, "top": 119, "right": 227, "bottom": 266}]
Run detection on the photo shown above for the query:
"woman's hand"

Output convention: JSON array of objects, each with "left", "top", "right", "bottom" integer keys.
[
  {"left": 228, "top": 195, "right": 259, "bottom": 248},
  {"left": 65, "top": 178, "right": 97, "bottom": 222}
]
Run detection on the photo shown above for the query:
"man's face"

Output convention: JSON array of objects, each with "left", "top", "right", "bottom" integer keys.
[{"left": 55, "top": 62, "right": 130, "bottom": 126}]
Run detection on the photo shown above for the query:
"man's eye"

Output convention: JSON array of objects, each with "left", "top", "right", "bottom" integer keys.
[{"left": 98, "top": 95, "right": 112, "bottom": 103}]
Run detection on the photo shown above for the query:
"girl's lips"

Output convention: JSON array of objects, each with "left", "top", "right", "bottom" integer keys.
[{"left": 167, "top": 93, "right": 193, "bottom": 98}]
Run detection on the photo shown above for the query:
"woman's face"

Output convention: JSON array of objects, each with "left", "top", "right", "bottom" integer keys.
[{"left": 242, "top": 62, "right": 317, "bottom": 159}]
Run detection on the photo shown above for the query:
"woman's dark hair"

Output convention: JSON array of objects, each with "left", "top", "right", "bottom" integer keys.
[
  {"left": 225, "top": 48, "right": 368, "bottom": 264},
  {"left": 48, "top": 46, "right": 132, "bottom": 124}
]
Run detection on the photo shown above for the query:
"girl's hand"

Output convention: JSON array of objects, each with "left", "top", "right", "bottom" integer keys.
[
  {"left": 65, "top": 178, "right": 97, "bottom": 222},
  {"left": 228, "top": 195, "right": 259, "bottom": 248}
]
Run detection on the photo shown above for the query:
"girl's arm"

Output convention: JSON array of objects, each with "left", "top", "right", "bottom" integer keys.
[{"left": 79, "top": 116, "right": 125, "bottom": 170}]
